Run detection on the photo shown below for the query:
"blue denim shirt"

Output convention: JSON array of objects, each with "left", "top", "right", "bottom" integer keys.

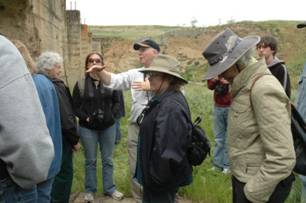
[
  {"left": 33, "top": 74, "right": 62, "bottom": 179},
  {"left": 296, "top": 63, "right": 306, "bottom": 121}
]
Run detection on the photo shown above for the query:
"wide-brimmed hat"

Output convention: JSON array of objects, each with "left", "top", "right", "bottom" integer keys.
[
  {"left": 202, "top": 28, "right": 260, "bottom": 80},
  {"left": 133, "top": 39, "right": 160, "bottom": 52},
  {"left": 297, "top": 21, "right": 306, "bottom": 29},
  {"left": 139, "top": 54, "right": 188, "bottom": 84}
]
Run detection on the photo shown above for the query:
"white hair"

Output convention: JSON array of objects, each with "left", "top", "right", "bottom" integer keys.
[{"left": 36, "top": 52, "right": 63, "bottom": 74}]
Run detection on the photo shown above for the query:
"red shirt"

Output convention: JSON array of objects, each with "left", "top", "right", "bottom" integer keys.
[{"left": 207, "top": 79, "right": 231, "bottom": 107}]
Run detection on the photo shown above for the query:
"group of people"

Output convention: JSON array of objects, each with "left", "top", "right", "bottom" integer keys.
[
  {"left": 0, "top": 20, "right": 306, "bottom": 203},
  {"left": 0, "top": 36, "right": 127, "bottom": 203}
]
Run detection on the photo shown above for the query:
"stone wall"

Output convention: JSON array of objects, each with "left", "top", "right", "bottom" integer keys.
[{"left": 0, "top": 0, "right": 92, "bottom": 88}]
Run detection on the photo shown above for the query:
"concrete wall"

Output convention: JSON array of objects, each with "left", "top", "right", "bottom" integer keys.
[{"left": 0, "top": 0, "right": 93, "bottom": 88}]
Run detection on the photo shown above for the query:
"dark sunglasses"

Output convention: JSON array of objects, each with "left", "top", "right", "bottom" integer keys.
[{"left": 88, "top": 58, "right": 103, "bottom": 64}]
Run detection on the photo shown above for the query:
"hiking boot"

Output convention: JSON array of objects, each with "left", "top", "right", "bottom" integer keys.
[
  {"left": 222, "top": 168, "right": 231, "bottom": 174},
  {"left": 84, "top": 192, "right": 94, "bottom": 203}
]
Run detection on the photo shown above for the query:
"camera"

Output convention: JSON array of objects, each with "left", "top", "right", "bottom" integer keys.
[
  {"left": 92, "top": 109, "right": 104, "bottom": 123},
  {"left": 215, "top": 84, "right": 228, "bottom": 95}
]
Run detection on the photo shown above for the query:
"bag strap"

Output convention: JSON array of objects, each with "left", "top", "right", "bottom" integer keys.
[
  {"left": 180, "top": 91, "right": 202, "bottom": 128},
  {"left": 282, "top": 64, "right": 288, "bottom": 89},
  {"left": 249, "top": 73, "right": 271, "bottom": 104},
  {"left": 77, "top": 78, "right": 85, "bottom": 97},
  {"left": 0, "top": 159, "right": 9, "bottom": 179}
]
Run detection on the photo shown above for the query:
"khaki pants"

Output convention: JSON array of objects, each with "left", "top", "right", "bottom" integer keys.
[{"left": 128, "top": 123, "right": 143, "bottom": 203}]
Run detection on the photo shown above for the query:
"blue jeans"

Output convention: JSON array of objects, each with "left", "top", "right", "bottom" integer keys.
[
  {"left": 79, "top": 125, "right": 116, "bottom": 194},
  {"left": 36, "top": 178, "right": 54, "bottom": 203},
  {"left": 0, "top": 178, "right": 36, "bottom": 203},
  {"left": 213, "top": 106, "right": 229, "bottom": 169}
]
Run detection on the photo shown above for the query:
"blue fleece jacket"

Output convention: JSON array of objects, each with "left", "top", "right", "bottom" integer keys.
[{"left": 33, "top": 74, "right": 62, "bottom": 178}]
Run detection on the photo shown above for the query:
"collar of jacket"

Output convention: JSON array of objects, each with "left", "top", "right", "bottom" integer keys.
[
  {"left": 152, "top": 89, "right": 179, "bottom": 102},
  {"left": 267, "top": 56, "right": 284, "bottom": 68},
  {"left": 231, "top": 58, "right": 270, "bottom": 98},
  {"left": 37, "top": 71, "right": 64, "bottom": 84}
]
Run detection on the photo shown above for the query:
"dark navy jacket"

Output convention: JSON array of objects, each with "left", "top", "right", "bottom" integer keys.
[
  {"left": 137, "top": 89, "right": 192, "bottom": 192},
  {"left": 72, "top": 75, "right": 120, "bottom": 130}
]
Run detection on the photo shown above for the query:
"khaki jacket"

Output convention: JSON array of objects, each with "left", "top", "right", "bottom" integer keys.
[{"left": 228, "top": 59, "right": 296, "bottom": 203}]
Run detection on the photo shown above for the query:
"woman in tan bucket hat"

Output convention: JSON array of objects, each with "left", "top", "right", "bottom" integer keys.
[
  {"left": 202, "top": 28, "right": 295, "bottom": 203},
  {"left": 133, "top": 54, "right": 192, "bottom": 203}
]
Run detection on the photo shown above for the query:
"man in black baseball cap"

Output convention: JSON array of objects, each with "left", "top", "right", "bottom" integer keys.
[
  {"left": 297, "top": 21, "right": 306, "bottom": 29},
  {"left": 133, "top": 39, "right": 160, "bottom": 52}
]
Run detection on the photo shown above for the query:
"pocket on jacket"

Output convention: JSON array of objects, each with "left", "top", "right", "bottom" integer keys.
[{"left": 229, "top": 101, "right": 252, "bottom": 149}]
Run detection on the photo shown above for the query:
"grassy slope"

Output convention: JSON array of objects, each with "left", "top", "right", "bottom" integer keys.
[
  {"left": 90, "top": 21, "right": 306, "bottom": 88},
  {"left": 73, "top": 21, "right": 305, "bottom": 202}
]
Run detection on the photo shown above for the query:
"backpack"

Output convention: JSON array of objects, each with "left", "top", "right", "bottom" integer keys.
[
  {"left": 250, "top": 74, "right": 306, "bottom": 175},
  {"left": 187, "top": 116, "right": 211, "bottom": 166}
]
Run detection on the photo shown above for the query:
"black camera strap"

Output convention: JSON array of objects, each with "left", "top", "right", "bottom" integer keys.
[{"left": 0, "top": 159, "right": 9, "bottom": 179}]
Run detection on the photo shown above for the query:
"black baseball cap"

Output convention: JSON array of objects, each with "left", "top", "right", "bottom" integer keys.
[
  {"left": 133, "top": 39, "right": 160, "bottom": 52},
  {"left": 297, "top": 21, "right": 306, "bottom": 29}
]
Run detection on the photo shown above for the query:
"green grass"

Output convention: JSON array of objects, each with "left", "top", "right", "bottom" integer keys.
[{"left": 72, "top": 83, "right": 302, "bottom": 202}]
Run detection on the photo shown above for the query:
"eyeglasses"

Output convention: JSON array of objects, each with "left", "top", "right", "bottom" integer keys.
[{"left": 88, "top": 58, "right": 102, "bottom": 64}]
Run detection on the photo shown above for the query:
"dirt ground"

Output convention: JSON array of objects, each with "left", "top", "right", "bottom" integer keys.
[{"left": 71, "top": 192, "right": 193, "bottom": 203}]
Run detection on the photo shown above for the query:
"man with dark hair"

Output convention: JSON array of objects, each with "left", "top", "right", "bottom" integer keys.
[
  {"left": 256, "top": 36, "right": 291, "bottom": 97},
  {"left": 295, "top": 21, "right": 306, "bottom": 203}
]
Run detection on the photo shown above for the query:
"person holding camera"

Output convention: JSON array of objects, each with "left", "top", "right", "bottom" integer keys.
[
  {"left": 207, "top": 77, "right": 231, "bottom": 174},
  {"left": 203, "top": 28, "right": 295, "bottom": 203},
  {"left": 72, "top": 52, "right": 123, "bottom": 202}
]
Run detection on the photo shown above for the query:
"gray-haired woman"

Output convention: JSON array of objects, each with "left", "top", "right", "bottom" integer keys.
[
  {"left": 37, "top": 51, "right": 80, "bottom": 203},
  {"left": 202, "top": 28, "right": 295, "bottom": 203}
]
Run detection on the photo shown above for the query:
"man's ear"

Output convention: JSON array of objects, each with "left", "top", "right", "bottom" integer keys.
[{"left": 153, "top": 49, "right": 159, "bottom": 55}]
